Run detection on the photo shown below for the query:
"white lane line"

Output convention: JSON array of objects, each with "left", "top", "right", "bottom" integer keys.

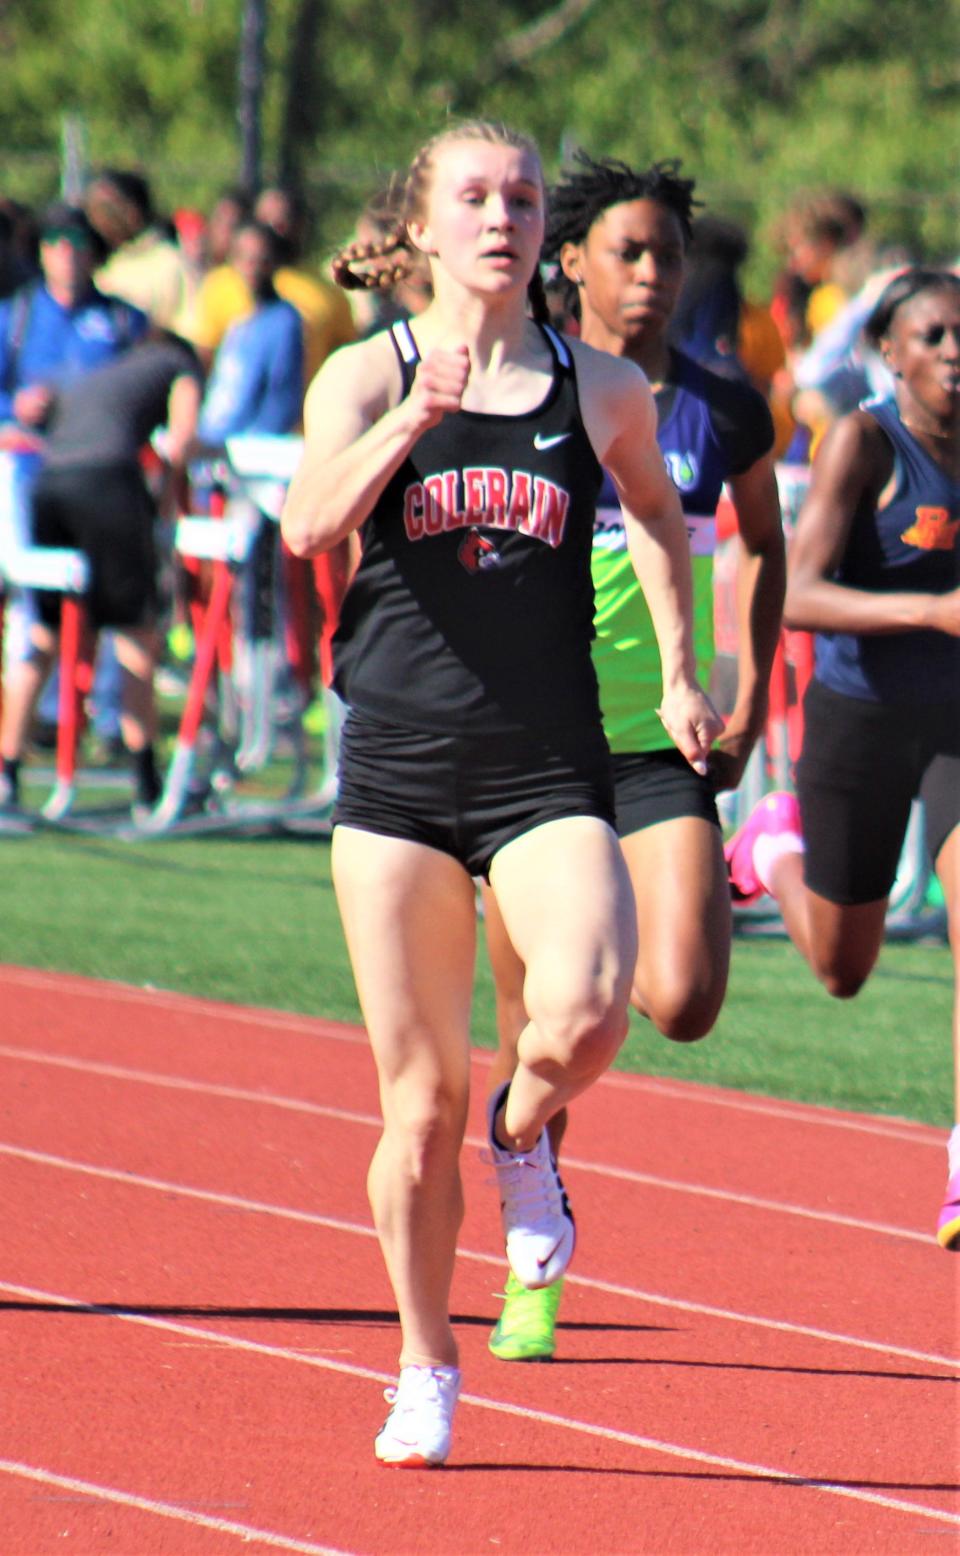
[
  {"left": 560, "top": 1153, "right": 933, "bottom": 1244},
  {"left": 0, "top": 967, "right": 367, "bottom": 1045},
  {"left": 595, "top": 1071, "right": 945, "bottom": 1147},
  {"left": 2, "top": 1145, "right": 956, "bottom": 1372},
  {"left": 0, "top": 1457, "right": 357, "bottom": 1554},
  {"left": 0, "top": 1044, "right": 378, "bottom": 1128},
  {"left": 1, "top": 1281, "right": 958, "bottom": 1533},
  {"left": 0, "top": 1047, "right": 933, "bottom": 1244},
  {"left": 0, "top": 964, "right": 944, "bottom": 1145}
]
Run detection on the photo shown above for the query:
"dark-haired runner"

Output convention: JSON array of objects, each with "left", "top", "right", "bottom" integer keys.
[
  {"left": 725, "top": 268, "right": 960, "bottom": 1250},
  {"left": 483, "top": 152, "right": 785, "bottom": 1361}
]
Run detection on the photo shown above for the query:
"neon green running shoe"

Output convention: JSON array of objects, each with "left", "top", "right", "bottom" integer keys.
[{"left": 489, "top": 1271, "right": 563, "bottom": 1361}]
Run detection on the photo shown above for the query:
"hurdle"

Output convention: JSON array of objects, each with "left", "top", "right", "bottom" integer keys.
[
  {"left": 136, "top": 433, "right": 338, "bottom": 837},
  {"left": 138, "top": 504, "right": 260, "bottom": 832},
  {"left": 0, "top": 543, "right": 92, "bottom": 828}
]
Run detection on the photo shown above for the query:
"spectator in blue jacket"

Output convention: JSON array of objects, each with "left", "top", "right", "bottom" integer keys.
[
  {"left": 0, "top": 201, "right": 147, "bottom": 437},
  {"left": 0, "top": 202, "right": 148, "bottom": 670},
  {"left": 197, "top": 221, "right": 303, "bottom": 444}
]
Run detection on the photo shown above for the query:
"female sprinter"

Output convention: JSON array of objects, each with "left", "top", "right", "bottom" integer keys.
[
  {"left": 281, "top": 122, "right": 720, "bottom": 1464},
  {"left": 482, "top": 153, "right": 785, "bottom": 1362},
  {"left": 725, "top": 268, "right": 960, "bottom": 1250}
]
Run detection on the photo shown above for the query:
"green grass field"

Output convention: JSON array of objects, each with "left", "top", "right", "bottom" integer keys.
[{"left": 0, "top": 817, "right": 951, "bottom": 1128}]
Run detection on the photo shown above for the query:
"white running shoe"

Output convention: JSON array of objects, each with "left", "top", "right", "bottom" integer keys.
[
  {"left": 487, "top": 1086, "right": 575, "bottom": 1290},
  {"left": 374, "top": 1364, "right": 461, "bottom": 1467}
]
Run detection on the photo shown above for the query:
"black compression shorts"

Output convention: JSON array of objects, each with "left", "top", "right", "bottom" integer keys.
[
  {"left": 611, "top": 748, "right": 720, "bottom": 838},
  {"left": 333, "top": 709, "right": 616, "bottom": 881},
  {"left": 796, "top": 679, "right": 960, "bottom": 905}
]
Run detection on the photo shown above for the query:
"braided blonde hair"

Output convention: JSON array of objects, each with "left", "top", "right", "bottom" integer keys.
[{"left": 332, "top": 121, "right": 549, "bottom": 322}]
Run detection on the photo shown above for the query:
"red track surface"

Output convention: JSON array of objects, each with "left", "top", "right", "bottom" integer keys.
[{"left": 0, "top": 963, "right": 956, "bottom": 1554}]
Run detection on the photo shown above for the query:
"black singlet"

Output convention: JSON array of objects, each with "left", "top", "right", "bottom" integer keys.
[{"left": 332, "top": 321, "right": 605, "bottom": 736}]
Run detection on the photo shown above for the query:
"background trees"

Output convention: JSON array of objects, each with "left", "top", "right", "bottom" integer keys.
[{"left": 3, "top": 0, "right": 957, "bottom": 279}]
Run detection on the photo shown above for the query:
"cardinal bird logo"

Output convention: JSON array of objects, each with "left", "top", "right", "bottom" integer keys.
[
  {"left": 458, "top": 528, "right": 501, "bottom": 573},
  {"left": 900, "top": 506, "right": 960, "bottom": 552}
]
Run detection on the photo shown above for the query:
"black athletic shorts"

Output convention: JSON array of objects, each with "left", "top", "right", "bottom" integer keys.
[
  {"left": 796, "top": 679, "right": 960, "bottom": 905},
  {"left": 33, "top": 462, "right": 159, "bottom": 630},
  {"left": 611, "top": 747, "right": 720, "bottom": 838},
  {"left": 333, "top": 708, "right": 616, "bottom": 880}
]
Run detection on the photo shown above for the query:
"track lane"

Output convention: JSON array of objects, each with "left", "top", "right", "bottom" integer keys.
[
  {"left": 2, "top": 966, "right": 956, "bottom": 1554},
  {"left": 0, "top": 1031, "right": 953, "bottom": 1360}
]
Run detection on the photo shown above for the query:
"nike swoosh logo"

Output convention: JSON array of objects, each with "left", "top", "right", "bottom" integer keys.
[
  {"left": 533, "top": 432, "right": 571, "bottom": 450},
  {"left": 537, "top": 1237, "right": 565, "bottom": 1270}
]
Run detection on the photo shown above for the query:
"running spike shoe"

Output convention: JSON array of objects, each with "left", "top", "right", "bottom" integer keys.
[
  {"left": 936, "top": 1172, "right": 960, "bottom": 1251},
  {"left": 374, "top": 1364, "right": 461, "bottom": 1467},
  {"left": 487, "top": 1086, "right": 575, "bottom": 1290},
  {"left": 724, "top": 790, "right": 801, "bottom": 905},
  {"left": 489, "top": 1271, "right": 564, "bottom": 1361}
]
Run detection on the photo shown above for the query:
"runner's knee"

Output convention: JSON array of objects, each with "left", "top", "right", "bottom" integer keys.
[
  {"left": 524, "top": 958, "right": 629, "bottom": 1070},
  {"left": 379, "top": 1072, "right": 469, "bottom": 1180}
]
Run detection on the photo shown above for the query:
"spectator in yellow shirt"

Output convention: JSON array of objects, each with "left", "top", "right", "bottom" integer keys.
[{"left": 189, "top": 185, "right": 355, "bottom": 395}]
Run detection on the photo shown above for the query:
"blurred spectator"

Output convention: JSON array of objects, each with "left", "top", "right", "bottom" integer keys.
[
  {"left": 85, "top": 168, "right": 193, "bottom": 332},
  {"left": 0, "top": 200, "right": 39, "bottom": 299},
  {"left": 0, "top": 202, "right": 146, "bottom": 438},
  {"left": 0, "top": 328, "right": 202, "bottom": 818},
  {"left": 206, "top": 188, "right": 252, "bottom": 268},
  {"left": 197, "top": 221, "right": 303, "bottom": 443},
  {"left": 769, "top": 190, "right": 869, "bottom": 354},
  {"left": 191, "top": 185, "right": 354, "bottom": 393},
  {"left": 671, "top": 214, "right": 795, "bottom": 457},
  {"left": 0, "top": 201, "right": 148, "bottom": 677},
  {"left": 173, "top": 208, "right": 207, "bottom": 276},
  {"left": 790, "top": 252, "right": 915, "bottom": 452},
  {"left": 171, "top": 207, "right": 208, "bottom": 341},
  {"left": 337, "top": 180, "right": 433, "bottom": 337},
  {"left": 254, "top": 184, "right": 357, "bottom": 383}
]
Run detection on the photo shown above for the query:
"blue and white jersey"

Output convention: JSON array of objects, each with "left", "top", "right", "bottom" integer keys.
[{"left": 0, "top": 282, "right": 147, "bottom": 423}]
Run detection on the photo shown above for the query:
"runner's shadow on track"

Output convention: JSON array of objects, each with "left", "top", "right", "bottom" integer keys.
[
  {"left": 443, "top": 1465, "right": 960, "bottom": 1492},
  {"left": 547, "top": 1356, "right": 959, "bottom": 1384},
  {"left": 0, "top": 1302, "right": 407, "bottom": 1324},
  {"left": 0, "top": 1302, "right": 671, "bottom": 1336}
]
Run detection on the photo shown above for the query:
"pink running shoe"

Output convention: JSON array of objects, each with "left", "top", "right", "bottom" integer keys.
[
  {"left": 936, "top": 1173, "right": 960, "bottom": 1251},
  {"left": 724, "top": 791, "right": 801, "bottom": 905}
]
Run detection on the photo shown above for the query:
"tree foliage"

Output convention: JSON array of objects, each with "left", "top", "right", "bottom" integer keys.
[{"left": 2, "top": 0, "right": 957, "bottom": 273}]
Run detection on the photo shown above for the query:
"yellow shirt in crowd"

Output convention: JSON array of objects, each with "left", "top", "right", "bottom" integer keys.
[{"left": 190, "top": 264, "right": 356, "bottom": 391}]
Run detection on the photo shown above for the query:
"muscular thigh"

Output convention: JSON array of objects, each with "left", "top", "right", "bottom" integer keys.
[
  {"left": 622, "top": 814, "right": 729, "bottom": 977},
  {"left": 489, "top": 815, "right": 636, "bottom": 1004},
  {"left": 331, "top": 825, "right": 477, "bottom": 1094}
]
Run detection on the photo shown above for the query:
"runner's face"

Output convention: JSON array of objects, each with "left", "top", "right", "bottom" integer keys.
[
  {"left": 886, "top": 288, "right": 960, "bottom": 429},
  {"left": 565, "top": 200, "right": 686, "bottom": 348},
  {"left": 414, "top": 140, "right": 544, "bottom": 296}
]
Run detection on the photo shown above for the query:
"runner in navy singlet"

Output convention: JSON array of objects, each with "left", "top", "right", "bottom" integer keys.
[
  {"left": 280, "top": 120, "right": 721, "bottom": 1466},
  {"left": 480, "top": 154, "right": 785, "bottom": 1362},
  {"left": 724, "top": 269, "right": 960, "bottom": 1250}
]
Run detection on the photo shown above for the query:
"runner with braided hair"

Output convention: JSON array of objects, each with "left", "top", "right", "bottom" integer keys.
[
  {"left": 282, "top": 121, "right": 719, "bottom": 1464},
  {"left": 483, "top": 150, "right": 785, "bottom": 1361}
]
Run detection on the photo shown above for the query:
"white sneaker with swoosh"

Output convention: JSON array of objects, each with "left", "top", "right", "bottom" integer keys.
[
  {"left": 486, "top": 1086, "right": 575, "bottom": 1289},
  {"left": 374, "top": 1364, "right": 461, "bottom": 1467}
]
